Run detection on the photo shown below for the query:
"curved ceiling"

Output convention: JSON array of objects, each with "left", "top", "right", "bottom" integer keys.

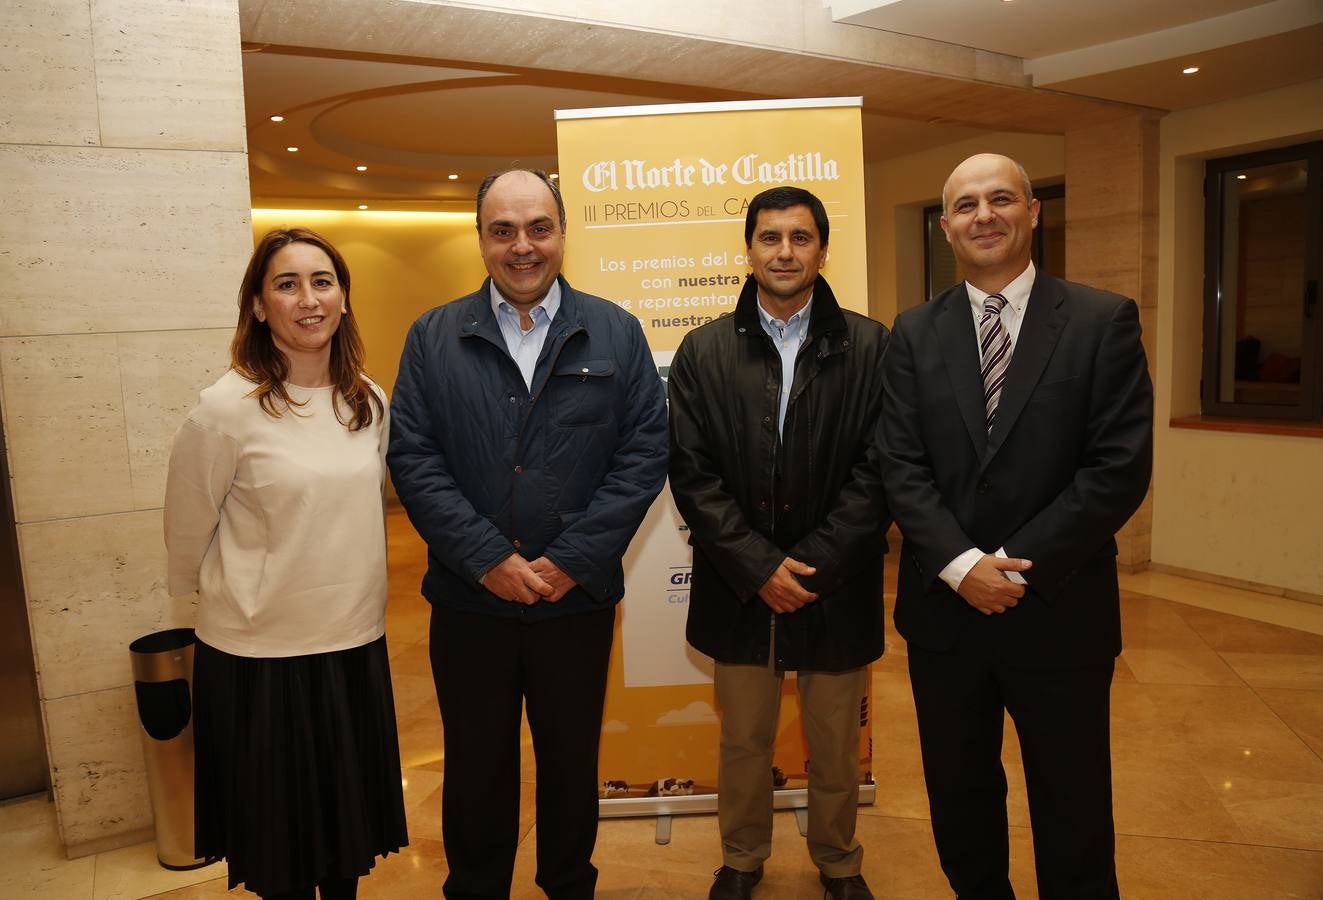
[
  {"left": 241, "top": 46, "right": 987, "bottom": 212},
  {"left": 317, "top": 83, "right": 674, "bottom": 158},
  {"left": 241, "top": 0, "right": 1323, "bottom": 213}
]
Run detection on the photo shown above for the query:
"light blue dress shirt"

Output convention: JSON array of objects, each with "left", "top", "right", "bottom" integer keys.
[
  {"left": 756, "top": 293, "right": 813, "bottom": 436},
  {"left": 491, "top": 280, "right": 562, "bottom": 391}
]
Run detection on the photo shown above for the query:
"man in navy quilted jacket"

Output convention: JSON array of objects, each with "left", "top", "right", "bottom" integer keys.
[{"left": 388, "top": 169, "right": 668, "bottom": 900}]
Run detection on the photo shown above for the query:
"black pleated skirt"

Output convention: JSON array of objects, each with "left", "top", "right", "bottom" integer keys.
[{"left": 193, "top": 635, "right": 409, "bottom": 897}]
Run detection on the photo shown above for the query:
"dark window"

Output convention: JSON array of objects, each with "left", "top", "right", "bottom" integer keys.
[
  {"left": 924, "top": 184, "right": 1065, "bottom": 301},
  {"left": 1035, "top": 188, "right": 1066, "bottom": 281},
  {"left": 1202, "top": 142, "right": 1322, "bottom": 420},
  {"left": 924, "top": 206, "right": 958, "bottom": 300}
]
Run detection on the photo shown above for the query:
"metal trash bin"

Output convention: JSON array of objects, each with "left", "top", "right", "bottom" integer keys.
[{"left": 129, "top": 627, "right": 207, "bottom": 870}]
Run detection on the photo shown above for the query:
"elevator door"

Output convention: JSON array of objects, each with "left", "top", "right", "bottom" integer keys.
[{"left": 0, "top": 403, "right": 49, "bottom": 799}]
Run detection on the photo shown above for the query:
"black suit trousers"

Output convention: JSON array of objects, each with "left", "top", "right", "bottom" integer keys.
[
  {"left": 908, "top": 640, "right": 1119, "bottom": 900},
  {"left": 429, "top": 605, "right": 615, "bottom": 900}
]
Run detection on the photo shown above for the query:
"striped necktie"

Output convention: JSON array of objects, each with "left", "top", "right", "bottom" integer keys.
[{"left": 979, "top": 293, "right": 1012, "bottom": 434}]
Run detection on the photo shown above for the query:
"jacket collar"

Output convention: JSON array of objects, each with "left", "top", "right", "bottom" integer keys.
[
  {"left": 459, "top": 275, "right": 585, "bottom": 342},
  {"left": 933, "top": 284, "right": 988, "bottom": 455},
  {"left": 931, "top": 274, "right": 1070, "bottom": 466},
  {"left": 983, "top": 272, "right": 1068, "bottom": 466},
  {"left": 732, "top": 272, "right": 848, "bottom": 343}
]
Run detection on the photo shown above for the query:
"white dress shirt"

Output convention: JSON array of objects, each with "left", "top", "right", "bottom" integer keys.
[
  {"left": 491, "top": 280, "right": 562, "bottom": 390},
  {"left": 755, "top": 293, "right": 814, "bottom": 436}
]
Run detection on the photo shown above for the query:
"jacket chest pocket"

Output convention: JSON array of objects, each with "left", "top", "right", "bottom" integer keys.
[
  {"left": 549, "top": 358, "right": 616, "bottom": 425},
  {"left": 1028, "top": 374, "right": 1080, "bottom": 404}
]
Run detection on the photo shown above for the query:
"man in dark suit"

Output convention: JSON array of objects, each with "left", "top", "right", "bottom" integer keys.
[{"left": 879, "top": 153, "right": 1153, "bottom": 899}]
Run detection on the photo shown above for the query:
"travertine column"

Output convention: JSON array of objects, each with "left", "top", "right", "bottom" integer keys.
[
  {"left": 1064, "top": 112, "right": 1161, "bottom": 570},
  {"left": 0, "top": 0, "right": 251, "bottom": 856}
]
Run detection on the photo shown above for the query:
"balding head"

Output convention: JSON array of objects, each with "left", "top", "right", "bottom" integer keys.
[
  {"left": 938, "top": 153, "right": 1040, "bottom": 293},
  {"left": 475, "top": 168, "right": 567, "bottom": 309},
  {"left": 476, "top": 169, "right": 566, "bottom": 233},
  {"left": 942, "top": 154, "right": 1033, "bottom": 216}
]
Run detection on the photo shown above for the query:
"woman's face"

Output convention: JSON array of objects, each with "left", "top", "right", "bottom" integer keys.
[{"left": 252, "top": 242, "right": 346, "bottom": 363}]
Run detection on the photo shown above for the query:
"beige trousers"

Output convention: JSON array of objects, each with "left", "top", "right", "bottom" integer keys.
[{"left": 713, "top": 643, "right": 868, "bottom": 877}]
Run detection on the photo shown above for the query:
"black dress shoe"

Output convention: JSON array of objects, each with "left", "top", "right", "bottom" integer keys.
[
  {"left": 709, "top": 864, "right": 763, "bottom": 900},
  {"left": 819, "top": 872, "right": 874, "bottom": 900}
]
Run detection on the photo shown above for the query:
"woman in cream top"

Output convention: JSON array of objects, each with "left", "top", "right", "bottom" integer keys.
[
  {"left": 166, "top": 368, "right": 388, "bottom": 658},
  {"left": 164, "top": 227, "right": 406, "bottom": 900}
]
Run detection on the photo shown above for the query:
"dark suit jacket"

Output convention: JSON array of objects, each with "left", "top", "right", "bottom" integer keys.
[{"left": 880, "top": 273, "right": 1153, "bottom": 666}]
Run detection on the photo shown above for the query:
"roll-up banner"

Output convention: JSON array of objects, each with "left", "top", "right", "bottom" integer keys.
[{"left": 554, "top": 98, "right": 873, "bottom": 818}]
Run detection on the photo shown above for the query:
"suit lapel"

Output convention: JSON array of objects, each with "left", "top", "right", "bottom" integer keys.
[
  {"left": 982, "top": 274, "right": 1069, "bottom": 469},
  {"left": 933, "top": 285, "right": 988, "bottom": 457}
]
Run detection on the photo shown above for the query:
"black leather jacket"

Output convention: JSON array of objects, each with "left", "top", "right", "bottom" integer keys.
[{"left": 668, "top": 274, "right": 890, "bottom": 670}]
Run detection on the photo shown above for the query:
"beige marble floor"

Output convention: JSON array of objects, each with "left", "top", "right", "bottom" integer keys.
[{"left": 4, "top": 508, "right": 1323, "bottom": 898}]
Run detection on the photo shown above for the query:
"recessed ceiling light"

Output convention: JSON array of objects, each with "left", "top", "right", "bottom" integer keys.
[
  {"left": 1182, "top": 66, "right": 1200, "bottom": 75},
  {"left": 356, "top": 165, "right": 368, "bottom": 172},
  {"left": 286, "top": 146, "right": 299, "bottom": 152},
  {"left": 1236, "top": 174, "right": 1247, "bottom": 180},
  {"left": 270, "top": 115, "right": 284, "bottom": 122},
  {"left": 448, "top": 173, "right": 459, "bottom": 180},
  {"left": 549, "top": 173, "right": 559, "bottom": 180},
  {"left": 358, "top": 204, "right": 369, "bottom": 210}
]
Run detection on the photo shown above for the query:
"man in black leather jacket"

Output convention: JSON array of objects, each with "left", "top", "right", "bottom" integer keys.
[{"left": 668, "top": 186, "right": 890, "bottom": 900}]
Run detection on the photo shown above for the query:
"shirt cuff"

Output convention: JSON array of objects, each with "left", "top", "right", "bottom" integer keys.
[
  {"left": 995, "top": 546, "right": 1028, "bottom": 585},
  {"left": 939, "top": 547, "right": 985, "bottom": 593}
]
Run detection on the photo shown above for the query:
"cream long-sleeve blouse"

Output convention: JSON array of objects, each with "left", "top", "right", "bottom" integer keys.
[{"left": 164, "top": 369, "right": 389, "bottom": 657}]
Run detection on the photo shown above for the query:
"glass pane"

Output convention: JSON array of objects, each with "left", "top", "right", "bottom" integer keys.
[
  {"left": 1217, "top": 159, "right": 1308, "bottom": 406},
  {"left": 926, "top": 208, "right": 959, "bottom": 299},
  {"left": 1038, "top": 196, "right": 1066, "bottom": 279}
]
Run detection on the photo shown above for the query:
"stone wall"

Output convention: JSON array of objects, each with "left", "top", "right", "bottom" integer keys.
[{"left": 0, "top": 0, "right": 252, "bottom": 856}]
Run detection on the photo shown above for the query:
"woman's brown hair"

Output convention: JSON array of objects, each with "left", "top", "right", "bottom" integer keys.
[{"left": 231, "top": 227, "right": 383, "bottom": 430}]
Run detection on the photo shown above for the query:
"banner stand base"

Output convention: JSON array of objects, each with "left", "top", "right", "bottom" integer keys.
[{"left": 598, "top": 784, "right": 877, "bottom": 845}]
